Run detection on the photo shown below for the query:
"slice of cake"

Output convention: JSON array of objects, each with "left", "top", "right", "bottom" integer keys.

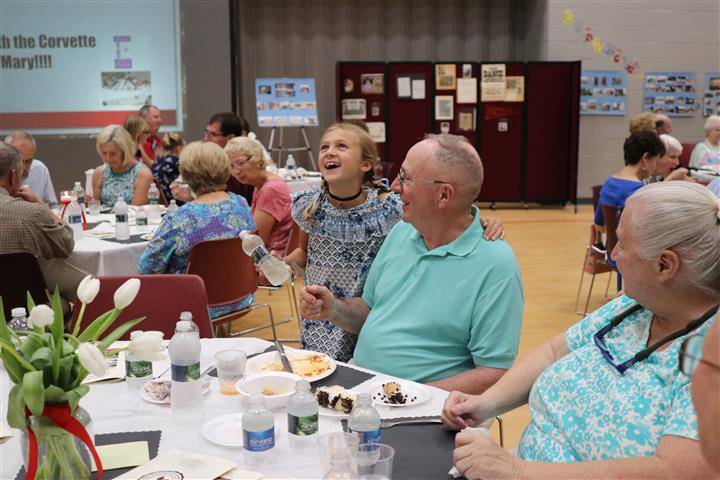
[
  {"left": 382, "top": 382, "right": 406, "bottom": 404},
  {"left": 316, "top": 385, "right": 357, "bottom": 414}
]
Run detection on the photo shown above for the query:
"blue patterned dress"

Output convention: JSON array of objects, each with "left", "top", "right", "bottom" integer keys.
[
  {"left": 101, "top": 162, "right": 146, "bottom": 206},
  {"left": 137, "top": 193, "right": 256, "bottom": 318},
  {"left": 151, "top": 155, "right": 180, "bottom": 203},
  {"left": 518, "top": 295, "right": 715, "bottom": 462},
  {"left": 292, "top": 188, "right": 403, "bottom": 361}
]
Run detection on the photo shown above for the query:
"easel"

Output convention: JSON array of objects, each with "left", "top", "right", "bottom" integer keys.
[{"left": 267, "top": 126, "right": 316, "bottom": 170}]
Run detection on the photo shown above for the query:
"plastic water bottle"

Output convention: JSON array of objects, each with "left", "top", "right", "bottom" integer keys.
[
  {"left": 84, "top": 169, "right": 94, "bottom": 204},
  {"left": 169, "top": 319, "right": 202, "bottom": 417},
  {"left": 167, "top": 199, "right": 179, "bottom": 213},
  {"left": 125, "top": 330, "right": 153, "bottom": 389},
  {"left": 67, "top": 200, "right": 84, "bottom": 241},
  {"left": 114, "top": 199, "right": 130, "bottom": 240},
  {"left": 147, "top": 183, "right": 161, "bottom": 223},
  {"left": 287, "top": 379, "right": 319, "bottom": 448},
  {"left": 136, "top": 206, "right": 148, "bottom": 226},
  {"left": 243, "top": 393, "right": 275, "bottom": 465},
  {"left": 72, "top": 181, "right": 85, "bottom": 206},
  {"left": 285, "top": 154, "right": 298, "bottom": 180},
  {"left": 239, "top": 230, "right": 290, "bottom": 286},
  {"left": 348, "top": 393, "right": 381, "bottom": 445},
  {"left": 9, "top": 307, "right": 28, "bottom": 331}
]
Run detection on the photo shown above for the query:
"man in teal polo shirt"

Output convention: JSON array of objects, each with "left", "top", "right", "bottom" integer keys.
[{"left": 300, "top": 134, "right": 523, "bottom": 394}]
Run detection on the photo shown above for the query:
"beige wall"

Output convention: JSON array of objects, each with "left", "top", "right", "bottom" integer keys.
[{"left": 539, "top": 0, "right": 720, "bottom": 196}]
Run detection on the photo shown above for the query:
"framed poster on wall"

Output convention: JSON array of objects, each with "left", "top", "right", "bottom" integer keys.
[
  {"left": 642, "top": 71, "right": 698, "bottom": 117},
  {"left": 579, "top": 70, "right": 626, "bottom": 115},
  {"left": 704, "top": 72, "right": 720, "bottom": 117}
]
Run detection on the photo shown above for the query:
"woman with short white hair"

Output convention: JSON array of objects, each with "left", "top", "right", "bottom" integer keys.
[
  {"left": 657, "top": 134, "right": 692, "bottom": 182},
  {"left": 443, "top": 181, "right": 719, "bottom": 479},
  {"left": 689, "top": 114, "right": 720, "bottom": 181},
  {"left": 91, "top": 124, "right": 153, "bottom": 206}
]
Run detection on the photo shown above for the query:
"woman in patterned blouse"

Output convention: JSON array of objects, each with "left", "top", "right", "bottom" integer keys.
[
  {"left": 442, "top": 181, "right": 720, "bottom": 479},
  {"left": 151, "top": 132, "right": 185, "bottom": 204},
  {"left": 91, "top": 124, "right": 153, "bottom": 206}
]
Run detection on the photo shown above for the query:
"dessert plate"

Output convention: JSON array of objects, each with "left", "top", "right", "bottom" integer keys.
[{"left": 366, "top": 380, "right": 431, "bottom": 407}]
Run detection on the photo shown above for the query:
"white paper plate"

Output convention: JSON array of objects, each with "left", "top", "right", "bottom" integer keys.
[
  {"left": 246, "top": 349, "right": 336, "bottom": 383},
  {"left": 366, "top": 380, "right": 431, "bottom": 407},
  {"left": 201, "top": 413, "right": 245, "bottom": 447},
  {"left": 140, "top": 379, "right": 211, "bottom": 405}
]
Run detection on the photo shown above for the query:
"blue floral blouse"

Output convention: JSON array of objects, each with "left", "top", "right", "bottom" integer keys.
[
  {"left": 151, "top": 155, "right": 180, "bottom": 202},
  {"left": 101, "top": 162, "right": 145, "bottom": 206},
  {"left": 137, "top": 193, "right": 256, "bottom": 318},
  {"left": 518, "top": 295, "right": 715, "bottom": 462},
  {"left": 292, "top": 188, "right": 403, "bottom": 361}
]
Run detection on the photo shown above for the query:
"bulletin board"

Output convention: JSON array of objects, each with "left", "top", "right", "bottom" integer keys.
[
  {"left": 579, "top": 70, "right": 627, "bottom": 116},
  {"left": 704, "top": 72, "right": 720, "bottom": 117},
  {"left": 642, "top": 71, "right": 698, "bottom": 117}
]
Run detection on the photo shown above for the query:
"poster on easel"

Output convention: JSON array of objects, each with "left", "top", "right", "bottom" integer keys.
[
  {"left": 255, "top": 78, "right": 318, "bottom": 127},
  {"left": 580, "top": 70, "right": 626, "bottom": 115},
  {"left": 642, "top": 71, "right": 697, "bottom": 117},
  {"left": 703, "top": 72, "right": 720, "bottom": 117}
]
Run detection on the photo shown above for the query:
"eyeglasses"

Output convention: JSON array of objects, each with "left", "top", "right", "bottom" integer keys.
[
  {"left": 593, "top": 303, "right": 717, "bottom": 376},
  {"left": 679, "top": 334, "right": 720, "bottom": 377},
  {"left": 203, "top": 130, "right": 225, "bottom": 139},
  {"left": 395, "top": 168, "right": 447, "bottom": 193}
]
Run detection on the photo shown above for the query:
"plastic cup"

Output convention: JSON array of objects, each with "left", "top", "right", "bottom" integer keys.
[
  {"left": 214, "top": 350, "right": 246, "bottom": 395},
  {"left": 354, "top": 443, "right": 395, "bottom": 480},
  {"left": 317, "top": 432, "right": 359, "bottom": 479},
  {"left": 88, "top": 199, "right": 101, "bottom": 215}
]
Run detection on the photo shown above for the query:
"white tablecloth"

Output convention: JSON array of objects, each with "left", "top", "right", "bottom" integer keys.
[
  {"left": 284, "top": 176, "right": 322, "bottom": 194},
  {"left": 0, "top": 338, "right": 449, "bottom": 479}
]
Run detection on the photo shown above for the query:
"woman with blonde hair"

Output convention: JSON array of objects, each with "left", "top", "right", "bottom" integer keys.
[
  {"left": 123, "top": 114, "right": 154, "bottom": 168},
  {"left": 92, "top": 124, "right": 153, "bottom": 206},
  {"left": 138, "top": 141, "right": 255, "bottom": 317},
  {"left": 225, "top": 136, "right": 292, "bottom": 252}
]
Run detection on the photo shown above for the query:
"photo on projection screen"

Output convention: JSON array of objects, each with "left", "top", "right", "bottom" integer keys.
[{"left": 0, "top": 1, "right": 183, "bottom": 135}]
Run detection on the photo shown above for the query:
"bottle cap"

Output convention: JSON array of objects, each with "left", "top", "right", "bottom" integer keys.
[
  {"left": 11, "top": 307, "right": 26, "bottom": 317},
  {"left": 295, "top": 379, "right": 310, "bottom": 392},
  {"left": 74, "top": 181, "right": 81, "bottom": 186},
  {"left": 239, "top": 230, "right": 250, "bottom": 239},
  {"left": 179, "top": 311, "right": 193, "bottom": 322},
  {"left": 357, "top": 393, "right": 371, "bottom": 404}
]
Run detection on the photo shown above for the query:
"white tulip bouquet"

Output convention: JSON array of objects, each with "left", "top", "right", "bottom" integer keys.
[{"left": 0, "top": 277, "right": 165, "bottom": 480}]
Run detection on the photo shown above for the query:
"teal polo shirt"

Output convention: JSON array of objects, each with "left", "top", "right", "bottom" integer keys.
[{"left": 354, "top": 206, "right": 524, "bottom": 382}]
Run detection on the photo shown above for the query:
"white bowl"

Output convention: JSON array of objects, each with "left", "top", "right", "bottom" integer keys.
[{"left": 236, "top": 371, "right": 302, "bottom": 409}]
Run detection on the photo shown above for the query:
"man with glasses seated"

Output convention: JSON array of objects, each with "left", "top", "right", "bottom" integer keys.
[
  {"left": 441, "top": 181, "right": 719, "bottom": 480},
  {"left": 680, "top": 312, "right": 720, "bottom": 473},
  {"left": 300, "top": 134, "right": 524, "bottom": 395}
]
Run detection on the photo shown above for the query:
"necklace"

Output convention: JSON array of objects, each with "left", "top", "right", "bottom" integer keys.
[{"left": 327, "top": 188, "right": 363, "bottom": 202}]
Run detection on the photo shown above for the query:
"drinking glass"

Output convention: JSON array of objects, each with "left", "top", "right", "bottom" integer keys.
[
  {"left": 354, "top": 443, "right": 395, "bottom": 480},
  {"left": 88, "top": 199, "right": 101, "bottom": 215},
  {"left": 317, "top": 432, "right": 359, "bottom": 479},
  {"left": 214, "top": 350, "right": 246, "bottom": 395}
]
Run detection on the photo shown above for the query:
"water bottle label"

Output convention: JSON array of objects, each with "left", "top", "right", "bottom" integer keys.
[
  {"left": 77, "top": 196, "right": 84, "bottom": 205},
  {"left": 149, "top": 199, "right": 159, "bottom": 205},
  {"left": 125, "top": 359, "right": 152, "bottom": 378},
  {"left": 68, "top": 214, "right": 83, "bottom": 224},
  {"left": 116, "top": 213, "right": 128, "bottom": 223},
  {"left": 136, "top": 216, "right": 148, "bottom": 226},
  {"left": 287, "top": 413, "right": 318, "bottom": 436},
  {"left": 352, "top": 428, "right": 381, "bottom": 445},
  {"left": 250, "top": 245, "right": 270, "bottom": 265},
  {"left": 244, "top": 427, "right": 275, "bottom": 452},
  {"left": 171, "top": 361, "right": 200, "bottom": 381}
]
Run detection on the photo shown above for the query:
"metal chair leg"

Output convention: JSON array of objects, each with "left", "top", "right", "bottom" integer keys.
[
  {"left": 574, "top": 249, "right": 590, "bottom": 315},
  {"left": 582, "top": 271, "right": 597, "bottom": 317},
  {"left": 496, "top": 416, "right": 504, "bottom": 448},
  {"left": 604, "top": 271, "right": 612, "bottom": 299}
]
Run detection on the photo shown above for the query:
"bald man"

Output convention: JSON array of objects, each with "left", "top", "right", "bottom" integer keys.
[
  {"left": 692, "top": 315, "right": 720, "bottom": 473},
  {"left": 300, "top": 134, "right": 524, "bottom": 394},
  {"left": 4, "top": 131, "right": 57, "bottom": 207},
  {"left": 655, "top": 113, "right": 673, "bottom": 135}
]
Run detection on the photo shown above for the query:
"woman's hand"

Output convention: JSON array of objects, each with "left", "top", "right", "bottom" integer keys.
[
  {"left": 481, "top": 216, "right": 505, "bottom": 240},
  {"left": 170, "top": 181, "right": 193, "bottom": 203},
  {"left": 441, "top": 391, "right": 488, "bottom": 430},
  {"left": 454, "top": 431, "right": 525, "bottom": 480}
]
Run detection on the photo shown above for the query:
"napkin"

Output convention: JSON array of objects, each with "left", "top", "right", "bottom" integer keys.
[
  {"left": 91, "top": 441, "right": 150, "bottom": 471},
  {"left": 82, "top": 350, "right": 126, "bottom": 384},
  {"left": 448, "top": 427, "right": 491, "bottom": 478},
  {"left": 219, "top": 467, "right": 266, "bottom": 479},
  {"left": 117, "top": 448, "right": 235, "bottom": 480},
  {"left": 85, "top": 222, "right": 116, "bottom": 238}
]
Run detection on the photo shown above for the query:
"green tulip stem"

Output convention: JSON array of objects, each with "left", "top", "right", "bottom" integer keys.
[
  {"left": 0, "top": 338, "right": 34, "bottom": 371},
  {"left": 71, "top": 303, "right": 86, "bottom": 339}
]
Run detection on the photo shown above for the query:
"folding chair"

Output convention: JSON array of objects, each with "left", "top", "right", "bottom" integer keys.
[
  {"left": 0, "top": 252, "right": 49, "bottom": 320},
  {"left": 71, "top": 274, "right": 213, "bottom": 339},
  {"left": 574, "top": 225, "right": 615, "bottom": 316},
  {"left": 186, "top": 237, "right": 285, "bottom": 339}
]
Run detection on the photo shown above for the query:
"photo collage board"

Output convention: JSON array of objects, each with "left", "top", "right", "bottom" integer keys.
[
  {"left": 340, "top": 66, "right": 387, "bottom": 144},
  {"left": 704, "top": 72, "right": 720, "bottom": 117},
  {"left": 580, "top": 70, "right": 627, "bottom": 115},
  {"left": 255, "top": 78, "right": 318, "bottom": 127},
  {"left": 642, "top": 71, "right": 698, "bottom": 117}
]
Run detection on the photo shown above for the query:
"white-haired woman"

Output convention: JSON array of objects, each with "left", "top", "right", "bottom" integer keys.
[
  {"left": 658, "top": 134, "right": 692, "bottom": 182},
  {"left": 689, "top": 114, "right": 720, "bottom": 182},
  {"left": 225, "top": 136, "right": 292, "bottom": 253},
  {"left": 92, "top": 124, "right": 153, "bottom": 206},
  {"left": 443, "top": 181, "right": 720, "bottom": 479}
]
